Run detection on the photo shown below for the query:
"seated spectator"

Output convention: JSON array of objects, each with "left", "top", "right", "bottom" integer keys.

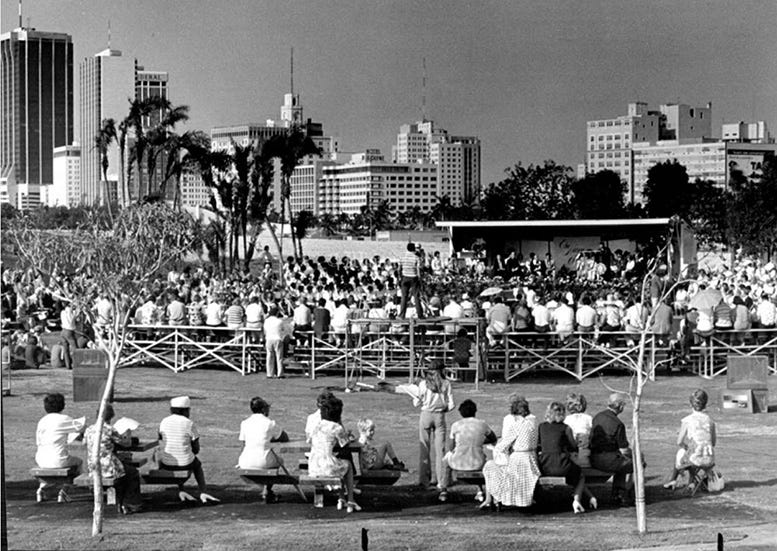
[
  {"left": 313, "top": 298, "right": 332, "bottom": 341},
  {"left": 448, "top": 327, "right": 474, "bottom": 374},
  {"left": 439, "top": 399, "right": 496, "bottom": 502},
  {"left": 49, "top": 338, "right": 66, "bottom": 369},
  {"left": 651, "top": 299, "right": 674, "bottom": 342},
  {"left": 24, "top": 333, "right": 47, "bottom": 369},
  {"left": 237, "top": 396, "right": 289, "bottom": 502},
  {"left": 731, "top": 296, "right": 751, "bottom": 345},
  {"left": 486, "top": 296, "right": 511, "bottom": 346},
  {"left": 305, "top": 390, "right": 334, "bottom": 443},
  {"left": 563, "top": 393, "right": 593, "bottom": 468},
  {"left": 532, "top": 296, "right": 551, "bottom": 333},
  {"left": 552, "top": 296, "right": 575, "bottom": 340},
  {"left": 157, "top": 396, "right": 219, "bottom": 503},
  {"left": 85, "top": 403, "right": 143, "bottom": 514},
  {"left": 713, "top": 298, "right": 733, "bottom": 331},
  {"left": 224, "top": 297, "right": 245, "bottom": 330},
  {"left": 308, "top": 395, "right": 360, "bottom": 512},
  {"left": 166, "top": 292, "right": 187, "bottom": 326},
  {"left": 356, "top": 418, "right": 403, "bottom": 471},
  {"left": 34, "top": 393, "right": 85, "bottom": 501},
  {"left": 664, "top": 389, "right": 716, "bottom": 491},
  {"left": 293, "top": 297, "right": 312, "bottom": 341},
  {"left": 512, "top": 296, "right": 532, "bottom": 332},
  {"left": 537, "top": 401, "right": 594, "bottom": 513},
  {"left": 442, "top": 296, "right": 464, "bottom": 335},
  {"left": 575, "top": 295, "right": 597, "bottom": 333},
  {"left": 590, "top": 393, "right": 634, "bottom": 507}
]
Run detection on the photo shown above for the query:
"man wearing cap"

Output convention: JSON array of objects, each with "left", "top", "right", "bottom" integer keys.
[{"left": 157, "top": 396, "right": 219, "bottom": 503}]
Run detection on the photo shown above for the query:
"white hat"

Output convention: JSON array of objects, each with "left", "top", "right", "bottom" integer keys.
[
  {"left": 462, "top": 293, "right": 470, "bottom": 300},
  {"left": 170, "top": 396, "right": 191, "bottom": 408}
]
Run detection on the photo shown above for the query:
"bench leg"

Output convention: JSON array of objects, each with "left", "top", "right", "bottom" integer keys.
[
  {"left": 313, "top": 488, "right": 324, "bottom": 508},
  {"left": 106, "top": 487, "right": 116, "bottom": 505}
]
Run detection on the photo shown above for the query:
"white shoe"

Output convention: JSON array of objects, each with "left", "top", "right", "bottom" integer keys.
[
  {"left": 346, "top": 501, "right": 361, "bottom": 513},
  {"left": 200, "top": 492, "right": 220, "bottom": 504},
  {"left": 57, "top": 489, "right": 70, "bottom": 503},
  {"left": 663, "top": 480, "right": 677, "bottom": 490},
  {"left": 573, "top": 499, "right": 585, "bottom": 514},
  {"left": 178, "top": 491, "right": 197, "bottom": 502},
  {"left": 474, "top": 490, "right": 484, "bottom": 502},
  {"left": 588, "top": 497, "right": 598, "bottom": 510},
  {"left": 36, "top": 488, "right": 45, "bottom": 503}
]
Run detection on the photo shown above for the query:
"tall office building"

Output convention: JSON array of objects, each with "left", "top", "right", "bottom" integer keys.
[
  {"left": 0, "top": 27, "right": 73, "bottom": 208},
  {"left": 134, "top": 65, "right": 169, "bottom": 199},
  {"left": 391, "top": 120, "right": 480, "bottom": 205},
  {"left": 48, "top": 142, "right": 80, "bottom": 207},
  {"left": 79, "top": 48, "right": 134, "bottom": 205},
  {"left": 80, "top": 51, "right": 169, "bottom": 205}
]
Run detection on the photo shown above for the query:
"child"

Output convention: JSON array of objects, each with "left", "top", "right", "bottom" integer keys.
[
  {"left": 356, "top": 418, "right": 404, "bottom": 471},
  {"left": 664, "top": 389, "right": 716, "bottom": 490}
]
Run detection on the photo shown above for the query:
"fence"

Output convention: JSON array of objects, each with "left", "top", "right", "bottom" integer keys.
[{"left": 114, "top": 321, "right": 777, "bottom": 382}]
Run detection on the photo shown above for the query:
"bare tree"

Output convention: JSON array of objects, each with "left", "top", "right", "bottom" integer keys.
[{"left": 7, "top": 204, "right": 199, "bottom": 536}]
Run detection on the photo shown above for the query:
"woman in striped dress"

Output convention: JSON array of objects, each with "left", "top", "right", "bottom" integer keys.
[{"left": 481, "top": 394, "right": 540, "bottom": 509}]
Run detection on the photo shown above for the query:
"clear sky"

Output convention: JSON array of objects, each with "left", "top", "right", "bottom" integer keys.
[{"left": 2, "top": 0, "right": 775, "bottom": 186}]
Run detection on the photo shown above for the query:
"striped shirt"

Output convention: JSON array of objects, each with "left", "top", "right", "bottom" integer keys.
[
  {"left": 158, "top": 414, "right": 199, "bottom": 467},
  {"left": 224, "top": 304, "right": 245, "bottom": 328},
  {"left": 400, "top": 252, "right": 420, "bottom": 278}
]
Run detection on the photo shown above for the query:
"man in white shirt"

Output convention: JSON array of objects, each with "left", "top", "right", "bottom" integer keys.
[
  {"left": 60, "top": 304, "right": 80, "bottom": 370},
  {"left": 158, "top": 396, "right": 218, "bottom": 503},
  {"left": 293, "top": 297, "right": 312, "bottom": 345},
  {"left": 486, "top": 296, "right": 511, "bottom": 346},
  {"left": 756, "top": 294, "right": 777, "bottom": 328},
  {"left": 331, "top": 300, "right": 350, "bottom": 345},
  {"left": 575, "top": 295, "right": 597, "bottom": 332},
  {"left": 460, "top": 293, "right": 475, "bottom": 318},
  {"left": 93, "top": 294, "right": 113, "bottom": 336},
  {"left": 245, "top": 296, "right": 264, "bottom": 342},
  {"left": 166, "top": 292, "right": 187, "bottom": 326},
  {"left": 443, "top": 296, "right": 464, "bottom": 335},
  {"left": 552, "top": 297, "right": 575, "bottom": 339},
  {"left": 532, "top": 297, "right": 551, "bottom": 332},
  {"left": 263, "top": 307, "right": 285, "bottom": 378}
]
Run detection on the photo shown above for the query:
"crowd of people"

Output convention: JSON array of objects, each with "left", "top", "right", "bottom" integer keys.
[
  {"left": 6, "top": 241, "right": 777, "bottom": 376},
  {"left": 34, "top": 358, "right": 718, "bottom": 514}
]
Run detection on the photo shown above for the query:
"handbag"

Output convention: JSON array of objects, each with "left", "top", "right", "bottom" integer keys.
[{"left": 706, "top": 469, "right": 725, "bottom": 492}]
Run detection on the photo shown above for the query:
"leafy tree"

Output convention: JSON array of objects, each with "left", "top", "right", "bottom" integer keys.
[
  {"left": 642, "top": 160, "right": 691, "bottom": 217},
  {"left": 572, "top": 170, "right": 626, "bottom": 219},
  {"left": 7, "top": 204, "right": 199, "bottom": 536},
  {"left": 685, "top": 179, "right": 731, "bottom": 247},
  {"left": 728, "top": 156, "right": 777, "bottom": 258},
  {"left": 318, "top": 212, "right": 339, "bottom": 236},
  {"left": 481, "top": 161, "right": 575, "bottom": 220},
  {"left": 0, "top": 202, "right": 17, "bottom": 222},
  {"left": 430, "top": 194, "right": 454, "bottom": 222}
]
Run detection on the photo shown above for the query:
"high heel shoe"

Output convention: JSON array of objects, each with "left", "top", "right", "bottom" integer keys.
[
  {"left": 588, "top": 497, "right": 598, "bottom": 510},
  {"left": 57, "top": 489, "right": 71, "bottom": 503},
  {"left": 36, "top": 488, "right": 45, "bottom": 503},
  {"left": 200, "top": 492, "right": 220, "bottom": 504},
  {"left": 573, "top": 499, "right": 585, "bottom": 514},
  {"left": 346, "top": 501, "right": 361, "bottom": 513},
  {"left": 178, "top": 491, "right": 197, "bottom": 502},
  {"left": 663, "top": 480, "right": 677, "bottom": 490},
  {"left": 337, "top": 498, "right": 347, "bottom": 510},
  {"left": 478, "top": 499, "right": 493, "bottom": 510}
]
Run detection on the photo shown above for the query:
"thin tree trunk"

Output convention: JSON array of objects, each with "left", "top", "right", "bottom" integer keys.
[
  {"left": 91, "top": 351, "right": 119, "bottom": 536},
  {"left": 287, "top": 196, "right": 299, "bottom": 260},
  {"left": 266, "top": 221, "right": 285, "bottom": 288},
  {"left": 632, "top": 328, "right": 648, "bottom": 534}
]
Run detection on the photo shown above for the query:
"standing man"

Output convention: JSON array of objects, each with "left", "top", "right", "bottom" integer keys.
[
  {"left": 60, "top": 302, "right": 79, "bottom": 370},
  {"left": 263, "top": 307, "right": 285, "bottom": 378},
  {"left": 399, "top": 243, "right": 423, "bottom": 319},
  {"left": 590, "top": 393, "right": 635, "bottom": 506}
]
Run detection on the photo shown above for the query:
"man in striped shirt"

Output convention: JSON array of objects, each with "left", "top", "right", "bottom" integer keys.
[
  {"left": 157, "top": 396, "right": 219, "bottom": 503},
  {"left": 399, "top": 243, "right": 424, "bottom": 319}
]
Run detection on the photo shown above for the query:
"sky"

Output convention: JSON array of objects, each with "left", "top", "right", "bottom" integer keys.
[{"left": 2, "top": 0, "right": 776, "bottom": 186}]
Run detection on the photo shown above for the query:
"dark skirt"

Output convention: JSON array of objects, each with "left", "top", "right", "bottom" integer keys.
[{"left": 539, "top": 452, "right": 581, "bottom": 486}]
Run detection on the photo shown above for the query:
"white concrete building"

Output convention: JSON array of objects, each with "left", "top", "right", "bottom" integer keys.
[
  {"left": 319, "top": 150, "right": 438, "bottom": 216},
  {"left": 722, "top": 121, "right": 772, "bottom": 144},
  {"left": 48, "top": 143, "right": 80, "bottom": 207},
  {"left": 179, "top": 168, "right": 211, "bottom": 208}
]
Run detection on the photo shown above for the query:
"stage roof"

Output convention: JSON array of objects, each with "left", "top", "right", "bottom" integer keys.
[{"left": 435, "top": 218, "right": 672, "bottom": 229}]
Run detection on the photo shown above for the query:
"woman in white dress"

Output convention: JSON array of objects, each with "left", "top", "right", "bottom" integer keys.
[
  {"left": 308, "top": 395, "right": 360, "bottom": 512},
  {"left": 237, "top": 397, "right": 288, "bottom": 502},
  {"left": 481, "top": 394, "right": 540, "bottom": 509}
]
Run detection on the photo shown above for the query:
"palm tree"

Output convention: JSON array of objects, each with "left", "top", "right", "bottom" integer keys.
[
  {"left": 95, "top": 120, "right": 116, "bottom": 224},
  {"left": 145, "top": 104, "right": 190, "bottom": 200},
  {"left": 264, "top": 129, "right": 321, "bottom": 260},
  {"left": 162, "top": 130, "right": 210, "bottom": 210},
  {"left": 318, "top": 212, "right": 338, "bottom": 237},
  {"left": 430, "top": 194, "right": 453, "bottom": 222}
]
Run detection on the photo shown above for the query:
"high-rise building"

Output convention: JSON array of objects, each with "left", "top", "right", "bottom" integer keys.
[
  {"left": 79, "top": 48, "right": 134, "bottom": 205},
  {"left": 391, "top": 120, "right": 480, "bottom": 206},
  {"left": 0, "top": 27, "right": 73, "bottom": 208},
  {"left": 48, "top": 142, "right": 80, "bottom": 207},
  {"left": 134, "top": 65, "right": 169, "bottom": 199},
  {"left": 179, "top": 167, "right": 211, "bottom": 208},
  {"left": 80, "top": 50, "right": 169, "bottom": 206}
]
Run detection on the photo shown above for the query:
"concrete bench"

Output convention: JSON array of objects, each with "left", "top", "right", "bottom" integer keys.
[
  {"left": 299, "top": 475, "right": 342, "bottom": 508},
  {"left": 30, "top": 466, "right": 79, "bottom": 502},
  {"left": 141, "top": 468, "right": 192, "bottom": 486},
  {"left": 357, "top": 469, "right": 401, "bottom": 486},
  {"left": 453, "top": 469, "right": 485, "bottom": 486},
  {"left": 74, "top": 473, "right": 117, "bottom": 505}
]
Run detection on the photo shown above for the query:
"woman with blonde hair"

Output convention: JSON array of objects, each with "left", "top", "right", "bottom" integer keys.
[
  {"left": 664, "top": 389, "right": 716, "bottom": 491},
  {"left": 564, "top": 392, "right": 593, "bottom": 468}
]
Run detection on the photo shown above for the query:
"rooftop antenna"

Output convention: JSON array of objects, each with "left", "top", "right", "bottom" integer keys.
[
  {"left": 108, "top": 20, "right": 111, "bottom": 49},
  {"left": 290, "top": 47, "right": 294, "bottom": 96},
  {"left": 18, "top": 0, "right": 22, "bottom": 28},
  {"left": 421, "top": 57, "right": 427, "bottom": 122}
]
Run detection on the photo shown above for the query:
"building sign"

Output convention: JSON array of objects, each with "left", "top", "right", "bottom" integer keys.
[{"left": 727, "top": 149, "right": 775, "bottom": 180}]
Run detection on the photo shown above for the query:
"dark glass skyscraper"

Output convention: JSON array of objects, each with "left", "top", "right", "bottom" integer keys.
[{"left": 0, "top": 28, "right": 73, "bottom": 208}]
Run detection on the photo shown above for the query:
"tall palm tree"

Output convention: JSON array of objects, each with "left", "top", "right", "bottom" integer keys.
[
  {"left": 146, "top": 104, "right": 189, "bottom": 199},
  {"left": 162, "top": 130, "right": 209, "bottom": 210},
  {"left": 95, "top": 119, "right": 116, "bottom": 223}
]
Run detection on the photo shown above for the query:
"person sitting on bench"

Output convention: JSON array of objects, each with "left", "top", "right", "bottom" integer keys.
[
  {"left": 237, "top": 396, "right": 289, "bottom": 502},
  {"left": 356, "top": 418, "right": 404, "bottom": 471},
  {"left": 664, "top": 389, "right": 716, "bottom": 491},
  {"left": 157, "top": 396, "right": 219, "bottom": 503},
  {"left": 85, "top": 403, "right": 144, "bottom": 514},
  {"left": 590, "top": 393, "right": 635, "bottom": 507},
  {"left": 438, "top": 399, "right": 496, "bottom": 503},
  {"left": 34, "top": 393, "right": 85, "bottom": 502}
]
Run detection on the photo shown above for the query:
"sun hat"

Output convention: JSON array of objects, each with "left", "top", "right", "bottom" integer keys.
[{"left": 170, "top": 396, "right": 191, "bottom": 408}]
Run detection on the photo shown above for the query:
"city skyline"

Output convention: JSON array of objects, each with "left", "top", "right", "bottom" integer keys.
[{"left": 1, "top": 0, "right": 776, "bottom": 187}]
